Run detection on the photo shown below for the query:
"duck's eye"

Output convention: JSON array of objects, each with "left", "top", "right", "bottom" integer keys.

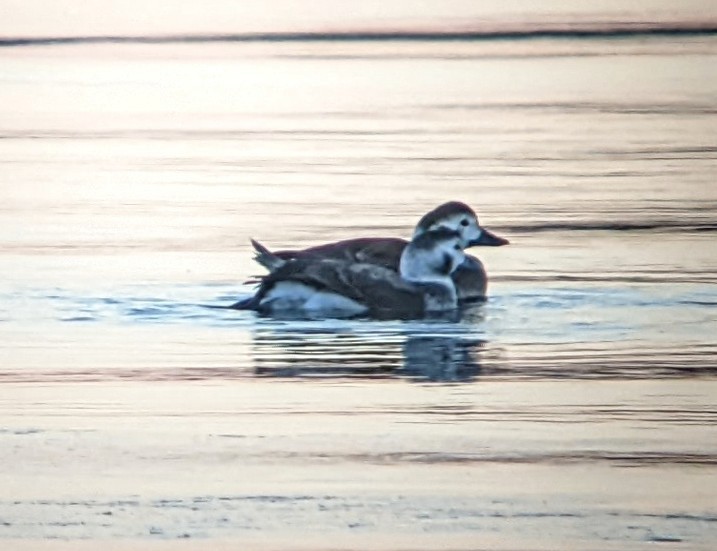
[
  {"left": 460, "top": 219, "right": 469, "bottom": 227},
  {"left": 453, "top": 244, "right": 461, "bottom": 251}
]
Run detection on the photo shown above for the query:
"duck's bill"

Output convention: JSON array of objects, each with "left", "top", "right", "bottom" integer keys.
[{"left": 469, "top": 228, "right": 510, "bottom": 247}]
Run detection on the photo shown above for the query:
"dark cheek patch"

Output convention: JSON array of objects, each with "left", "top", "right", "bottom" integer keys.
[{"left": 440, "top": 252, "right": 453, "bottom": 275}]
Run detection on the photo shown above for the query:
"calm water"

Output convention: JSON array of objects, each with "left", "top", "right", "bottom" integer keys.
[{"left": 1, "top": 8, "right": 717, "bottom": 549}]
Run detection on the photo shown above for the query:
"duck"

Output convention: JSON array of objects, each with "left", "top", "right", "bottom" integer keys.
[
  {"left": 251, "top": 201, "right": 508, "bottom": 301},
  {"left": 231, "top": 228, "right": 467, "bottom": 319}
]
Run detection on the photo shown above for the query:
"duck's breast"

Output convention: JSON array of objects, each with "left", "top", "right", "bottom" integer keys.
[{"left": 452, "top": 254, "right": 488, "bottom": 301}]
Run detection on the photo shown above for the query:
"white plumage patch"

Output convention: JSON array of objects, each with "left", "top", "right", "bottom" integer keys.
[{"left": 260, "top": 282, "right": 367, "bottom": 317}]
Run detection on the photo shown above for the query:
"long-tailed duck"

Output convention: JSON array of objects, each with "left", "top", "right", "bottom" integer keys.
[
  {"left": 232, "top": 228, "right": 466, "bottom": 318},
  {"left": 252, "top": 201, "right": 508, "bottom": 301}
]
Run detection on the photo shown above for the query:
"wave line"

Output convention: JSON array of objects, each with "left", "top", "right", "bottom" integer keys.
[
  {"left": 2, "top": 25, "right": 717, "bottom": 48},
  {"left": 503, "top": 222, "right": 717, "bottom": 233}
]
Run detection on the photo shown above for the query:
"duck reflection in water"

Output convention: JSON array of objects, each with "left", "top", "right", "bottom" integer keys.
[
  {"left": 400, "top": 335, "right": 484, "bottom": 381},
  {"left": 250, "top": 324, "right": 486, "bottom": 382}
]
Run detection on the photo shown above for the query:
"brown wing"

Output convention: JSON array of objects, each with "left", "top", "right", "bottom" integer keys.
[
  {"left": 274, "top": 237, "right": 407, "bottom": 271},
  {"left": 352, "top": 239, "right": 405, "bottom": 270},
  {"left": 255, "top": 259, "right": 363, "bottom": 304},
  {"left": 343, "top": 263, "right": 425, "bottom": 317},
  {"left": 256, "top": 258, "right": 424, "bottom": 317}
]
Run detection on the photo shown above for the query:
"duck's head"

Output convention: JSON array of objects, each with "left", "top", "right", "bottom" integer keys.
[
  {"left": 413, "top": 201, "right": 509, "bottom": 249},
  {"left": 400, "top": 228, "right": 466, "bottom": 286}
]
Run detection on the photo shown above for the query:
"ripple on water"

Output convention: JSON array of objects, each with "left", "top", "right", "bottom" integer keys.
[
  {"left": 1, "top": 282, "right": 715, "bottom": 383},
  {"left": 2, "top": 492, "right": 716, "bottom": 541}
]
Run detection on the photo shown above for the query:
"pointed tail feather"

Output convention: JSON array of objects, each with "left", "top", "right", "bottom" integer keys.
[
  {"left": 228, "top": 295, "right": 258, "bottom": 310},
  {"left": 250, "top": 238, "right": 286, "bottom": 272}
]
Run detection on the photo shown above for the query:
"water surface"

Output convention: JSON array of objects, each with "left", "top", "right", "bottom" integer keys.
[{"left": 1, "top": 8, "right": 716, "bottom": 549}]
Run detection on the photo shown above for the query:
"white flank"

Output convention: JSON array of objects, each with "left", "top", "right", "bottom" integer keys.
[{"left": 261, "top": 282, "right": 367, "bottom": 316}]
